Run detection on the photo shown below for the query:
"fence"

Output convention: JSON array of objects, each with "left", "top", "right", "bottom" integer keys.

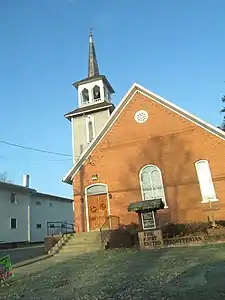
[{"left": 47, "top": 222, "right": 75, "bottom": 237}]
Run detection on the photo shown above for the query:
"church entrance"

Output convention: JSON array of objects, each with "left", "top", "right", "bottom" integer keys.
[{"left": 86, "top": 184, "right": 109, "bottom": 231}]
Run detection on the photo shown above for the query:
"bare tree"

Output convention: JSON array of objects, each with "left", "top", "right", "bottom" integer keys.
[{"left": 219, "top": 95, "right": 225, "bottom": 131}]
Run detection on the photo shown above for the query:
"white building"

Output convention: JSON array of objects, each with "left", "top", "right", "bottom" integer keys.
[{"left": 0, "top": 175, "right": 74, "bottom": 244}]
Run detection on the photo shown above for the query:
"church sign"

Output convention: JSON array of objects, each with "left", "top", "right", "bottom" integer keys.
[
  {"left": 138, "top": 229, "right": 163, "bottom": 249},
  {"left": 141, "top": 212, "right": 156, "bottom": 230},
  {"left": 139, "top": 231, "right": 225, "bottom": 250}
]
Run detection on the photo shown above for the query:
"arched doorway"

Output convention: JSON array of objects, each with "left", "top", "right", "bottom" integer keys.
[{"left": 85, "top": 184, "right": 110, "bottom": 232}]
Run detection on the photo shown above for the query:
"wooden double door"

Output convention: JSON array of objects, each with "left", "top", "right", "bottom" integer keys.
[{"left": 87, "top": 193, "right": 109, "bottom": 231}]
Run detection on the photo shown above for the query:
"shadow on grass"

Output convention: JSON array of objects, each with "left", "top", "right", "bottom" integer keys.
[
  {"left": 161, "top": 260, "right": 225, "bottom": 300},
  {"left": 1, "top": 244, "right": 225, "bottom": 299}
]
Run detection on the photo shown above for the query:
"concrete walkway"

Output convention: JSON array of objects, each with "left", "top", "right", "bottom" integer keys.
[{"left": 12, "top": 250, "right": 84, "bottom": 281}]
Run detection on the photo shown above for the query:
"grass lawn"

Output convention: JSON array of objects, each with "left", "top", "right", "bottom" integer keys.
[{"left": 1, "top": 243, "right": 225, "bottom": 299}]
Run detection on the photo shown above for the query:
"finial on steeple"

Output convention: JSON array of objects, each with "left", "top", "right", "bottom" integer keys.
[
  {"left": 88, "top": 31, "right": 99, "bottom": 78},
  {"left": 89, "top": 30, "right": 93, "bottom": 40}
]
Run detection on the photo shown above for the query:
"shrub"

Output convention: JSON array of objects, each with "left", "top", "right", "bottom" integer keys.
[
  {"left": 161, "top": 222, "right": 210, "bottom": 238},
  {"left": 215, "top": 220, "right": 225, "bottom": 227}
]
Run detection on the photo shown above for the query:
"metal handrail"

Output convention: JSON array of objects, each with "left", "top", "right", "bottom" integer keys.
[
  {"left": 100, "top": 215, "right": 120, "bottom": 245},
  {"left": 47, "top": 221, "right": 75, "bottom": 237},
  {"left": 100, "top": 215, "right": 120, "bottom": 230}
]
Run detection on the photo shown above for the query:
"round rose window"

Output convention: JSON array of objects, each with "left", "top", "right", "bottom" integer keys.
[{"left": 134, "top": 110, "right": 148, "bottom": 123}]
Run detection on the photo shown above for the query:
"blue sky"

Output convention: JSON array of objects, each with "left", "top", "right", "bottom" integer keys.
[{"left": 0, "top": 0, "right": 225, "bottom": 198}]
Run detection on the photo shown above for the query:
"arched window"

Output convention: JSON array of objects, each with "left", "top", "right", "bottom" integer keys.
[
  {"left": 93, "top": 85, "right": 101, "bottom": 101},
  {"left": 104, "top": 87, "right": 111, "bottom": 101},
  {"left": 86, "top": 116, "right": 95, "bottom": 143},
  {"left": 139, "top": 165, "right": 166, "bottom": 230},
  {"left": 88, "top": 120, "right": 94, "bottom": 142},
  {"left": 195, "top": 160, "right": 217, "bottom": 203},
  {"left": 140, "top": 165, "right": 166, "bottom": 205},
  {"left": 81, "top": 88, "right": 89, "bottom": 105}
]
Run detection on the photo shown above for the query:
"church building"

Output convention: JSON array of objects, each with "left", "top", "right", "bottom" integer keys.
[{"left": 63, "top": 32, "right": 225, "bottom": 233}]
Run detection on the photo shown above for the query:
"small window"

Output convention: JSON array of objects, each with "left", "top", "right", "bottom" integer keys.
[
  {"left": 36, "top": 201, "right": 42, "bottom": 206},
  {"left": 86, "top": 116, "right": 95, "bottom": 143},
  {"left": 36, "top": 224, "right": 42, "bottom": 229},
  {"left": 10, "top": 218, "right": 17, "bottom": 229},
  {"left": 50, "top": 224, "right": 55, "bottom": 228},
  {"left": 93, "top": 85, "right": 101, "bottom": 101},
  {"left": 88, "top": 120, "right": 94, "bottom": 142},
  {"left": 10, "top": 193, "right": 16, "bottom": 204},
  {"left": 80, "top": 144, "right": 84, "bottom": 155},
  {"left": 104, "top": 87, "right": 110, "bottom": 101},
  {"left": 195, "top": 160, "right": 217, "bottom": 203},
  {"left": 81, "top": 88, "right": 89, "bottom": 105},
  {"left": 134, "top": 110, "right": 149, "bottom": 124}
]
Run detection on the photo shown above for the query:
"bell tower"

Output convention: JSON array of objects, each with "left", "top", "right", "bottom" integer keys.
[{"left": 65, "top": 32, "right": 115, "bottom": 164}]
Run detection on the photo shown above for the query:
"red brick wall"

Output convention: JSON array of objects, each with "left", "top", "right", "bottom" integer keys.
[{"left": 73, "top": 91, "right": 225, "bottom": 231}]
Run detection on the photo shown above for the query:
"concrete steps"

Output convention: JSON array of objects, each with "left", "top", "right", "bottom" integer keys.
[
  {"left": 60, "top": 244, "right": 100, "bottom": 253},
  {"left": 66, "top": 236, "right": 101, "bottom": 245},
  {"left": 55, "top": 250, "right": 100, "bottom": 257},
  {"left": 52, "top": 231, "right": 103, "bottom": 258}
]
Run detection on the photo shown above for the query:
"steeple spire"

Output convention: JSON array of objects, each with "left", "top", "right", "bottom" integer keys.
[{"left": 88, "top": 31, "right": 100, "bottom": 78}]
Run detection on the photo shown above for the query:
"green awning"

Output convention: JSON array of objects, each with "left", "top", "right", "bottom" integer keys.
[{"left": 128, "top": 199, "right": 164, "bottom": 212}]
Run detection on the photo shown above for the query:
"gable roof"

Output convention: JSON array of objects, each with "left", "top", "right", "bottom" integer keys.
[{"left": 63, "top": 82, "right": 225, "bottom": 184}]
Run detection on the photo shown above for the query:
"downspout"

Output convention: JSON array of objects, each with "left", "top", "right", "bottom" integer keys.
[
  {"left": 22, "top": 174, "right": 31, "bottom": 243},
  {"left": 27, "top": 201, "right": 31, "bottom": 242}
]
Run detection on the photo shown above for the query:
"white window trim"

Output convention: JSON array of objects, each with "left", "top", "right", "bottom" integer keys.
[
  {"left": 195, "top": 160, "right": 218, "bottom": 203},
  {"left": 139, "top": 164, "right": 168, "bottom": 208},
  {"left": 86, "top": 115, "right": 95, "bottom": 144},
  {"left": 139, "top": 164, "right": 167, "bottom": 231},
  {"left": 10, "top": 218, "right": 17, "bottom": 229}
]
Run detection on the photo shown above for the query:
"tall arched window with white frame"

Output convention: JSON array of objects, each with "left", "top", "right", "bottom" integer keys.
[
  {"left": 195, "top": 160, "right": 217, "bottom": 203},
  {"left": 140, "top": 165, "right": 167, "bottom": 230}
]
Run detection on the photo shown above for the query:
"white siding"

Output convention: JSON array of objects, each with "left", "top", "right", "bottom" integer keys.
[
  {"left": 0, "top": 189, "right": 29, "bottom": 243},
  {"left": 72, "top": 109, "right": 110, "bottom": 163},
  {"left": 30, "top": 195, "right": 74, "bottom": 243}
]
